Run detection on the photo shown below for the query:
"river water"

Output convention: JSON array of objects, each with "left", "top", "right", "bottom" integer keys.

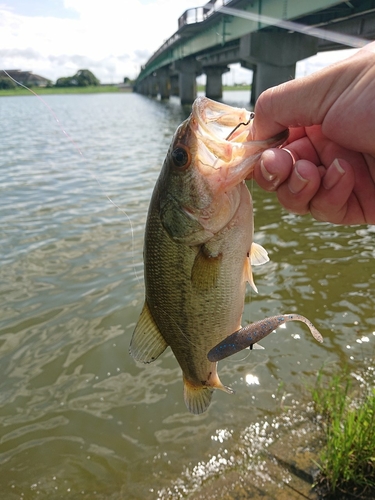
[{"left": 1, "top": 91, "right": 375, "bottom": 499}]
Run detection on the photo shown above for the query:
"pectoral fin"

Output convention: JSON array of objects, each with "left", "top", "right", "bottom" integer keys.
[
  {"left": 129, "top": 301, "right": 168, "bottom": 363},
  {"left": 250, "top": 242, "right": 269, "bottom": 266},
  {"left": 191, "top": 246, "right": 222, "bottom": 291},
  {"left": 244, "top": 243, "right": 269, "bottom": 293}
]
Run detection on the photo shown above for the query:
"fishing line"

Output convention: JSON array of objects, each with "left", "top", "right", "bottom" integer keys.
[
  {"left": 226, "top": 113, "right": 258, "bottom": 352},
  {"left": 219, "top": 6, "right": 369, "bottom": 49},
  {"left": 247, "top": 165, "right": 256, "bottom": 337},
  {"left": 8, "top": 6, "right": 369, "bottom": 350},
  {"left": 212, "top": 1, "right": 371, "bottom": 350},
  {"left": 2, "top": 70, "right": 142, "bottom": 286}
]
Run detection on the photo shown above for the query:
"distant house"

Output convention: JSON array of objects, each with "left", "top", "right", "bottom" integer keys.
[{"left": 2, "top": 70, "right": 51, "bottom": 87}]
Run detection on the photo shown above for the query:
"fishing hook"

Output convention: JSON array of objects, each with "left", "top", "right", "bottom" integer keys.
[{"left": 225, "top": 112, "right": 255, "bottom": 141}]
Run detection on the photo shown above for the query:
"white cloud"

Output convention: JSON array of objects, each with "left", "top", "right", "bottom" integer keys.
[
  {"left": 0, "top": 1, "right": 362, "bottom": 85},
  {"left": 0, "top": 0, "right": 200, "bottom": 83},
  {"left": 296, "top": 48, "right": 357, "bottom": 77}
]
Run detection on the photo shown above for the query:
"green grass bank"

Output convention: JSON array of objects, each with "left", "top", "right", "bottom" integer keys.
[
  {"left": 0, "top": 84, "right": 251, "bottom": 97},
  {"left": 0, "top": 85, "right": 128, "bottom": 97}
]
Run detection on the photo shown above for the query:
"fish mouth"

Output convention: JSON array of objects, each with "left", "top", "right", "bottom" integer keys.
[
  {"left": 190, "top": 97, "right": 287, "bottom": 189},
  {"left": 193, "top": 96, "right": 255, "bottom": 143}
]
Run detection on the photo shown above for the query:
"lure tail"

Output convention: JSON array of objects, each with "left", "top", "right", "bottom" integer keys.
[{"left": 207, "top": 314, "right": 323, "bottom": 362}]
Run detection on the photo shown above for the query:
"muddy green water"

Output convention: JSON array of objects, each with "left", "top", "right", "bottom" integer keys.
[{"left": 1, "top": 91, "right": 374, "bottom": 499}]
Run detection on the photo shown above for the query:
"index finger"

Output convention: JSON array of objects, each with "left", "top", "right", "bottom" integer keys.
[
  {"left": 252, "top": 70, "right": 336, "bottom": 141},
  {"left": 251, "top": 43, "right": 374, "bottom": 142}
]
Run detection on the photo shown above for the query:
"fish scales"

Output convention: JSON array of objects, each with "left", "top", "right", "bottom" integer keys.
[
  {"left": 130, "top": 97, "right": 288, "bottom": 414},
  {"left": 145, "top": 182, "right": 251, "bottom": 384}
]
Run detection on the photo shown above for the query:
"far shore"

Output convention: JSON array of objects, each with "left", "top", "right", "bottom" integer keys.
[
  {"left": 0, "top": 85, "right": 129, "bottom": 97},
  {"left": 0, "top": 84, "right": 251, "bottom": 97}
]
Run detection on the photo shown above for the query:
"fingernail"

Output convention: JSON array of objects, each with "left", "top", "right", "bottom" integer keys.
[
  {"left": 260, "top": 159, "right": 276, "bottom": 182},
  {"left": 288, "top": 164, "right": 308, "bottom": 194},
  {"left": 323, "top": 159, "right": 345, "bottom": 189}
]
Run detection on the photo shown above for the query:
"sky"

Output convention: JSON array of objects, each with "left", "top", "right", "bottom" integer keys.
[
  {"left": 0, "top": 0, "right": 202, "bottom": 83},
  {"left": 0, "top": 0, "right": 358, "bottom": 84}
]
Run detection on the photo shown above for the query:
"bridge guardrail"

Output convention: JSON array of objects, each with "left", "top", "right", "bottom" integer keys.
[{"left": 144, "top": 1, "right": 232, "bottom": 72}]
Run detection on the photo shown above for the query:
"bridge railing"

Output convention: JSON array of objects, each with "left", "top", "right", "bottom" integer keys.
[
  {"left": 139, "top": 0, "right": 233, "bottom": 78},
  {"left": 178, "top": 7, "right": 205, "bottom": 28},
  {"left": 178, "top": 0, "right": 233, "bottom": 29}
]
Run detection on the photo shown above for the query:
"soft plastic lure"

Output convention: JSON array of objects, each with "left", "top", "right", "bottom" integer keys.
[{"left": 207, "top": 314, "right": 323, "bottom": 362}]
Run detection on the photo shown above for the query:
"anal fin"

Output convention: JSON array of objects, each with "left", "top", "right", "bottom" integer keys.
[{"left": 129, "top": 301, "right": 168, "bottom": 363}]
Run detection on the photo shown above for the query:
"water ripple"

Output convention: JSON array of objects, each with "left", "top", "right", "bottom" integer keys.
[{"left": 0, "top": 92, "right": 374, "bottom": 499}]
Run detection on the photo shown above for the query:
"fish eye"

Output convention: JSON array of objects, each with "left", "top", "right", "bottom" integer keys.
[{"left": 171, "top": 146, "right": 190, "bottom": 169}]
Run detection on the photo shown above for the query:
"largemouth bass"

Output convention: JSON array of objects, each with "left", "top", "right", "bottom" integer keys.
[{"left": 130, "top": 97, "right": 287, "bottom": 414}]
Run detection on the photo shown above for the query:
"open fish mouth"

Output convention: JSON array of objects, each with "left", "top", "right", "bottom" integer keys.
[
  {"left": 192, "top": 96, "right": 255, "bottom": 143},
  {"left": 189, "top": 96, "right": 288, "bottom": 187}
]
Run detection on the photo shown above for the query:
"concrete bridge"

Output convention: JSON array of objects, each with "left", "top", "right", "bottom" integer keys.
[{"left": 134, "top": 0, "right": 375, "bottom": 104}]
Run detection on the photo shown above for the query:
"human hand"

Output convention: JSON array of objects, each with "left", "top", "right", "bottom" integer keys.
[{"left": 251, "top": 42, "right": 375, "bottom": 225}]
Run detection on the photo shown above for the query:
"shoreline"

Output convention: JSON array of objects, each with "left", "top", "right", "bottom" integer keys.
[
  {"left": 0, "top": 84, "right": 251, "bottom": 97},
  {"left": 0, "top": 85, "right": 130, "bottom": 97}
]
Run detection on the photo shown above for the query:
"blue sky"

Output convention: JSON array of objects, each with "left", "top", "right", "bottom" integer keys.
[{"left": 0, "top": 0, "right": 357, "bottom": 84}]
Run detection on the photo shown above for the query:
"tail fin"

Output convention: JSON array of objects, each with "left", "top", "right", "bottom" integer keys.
[
  {"left": 183, "top": 381, "right": 214, "bottom": 415},
  {"left": 183, "top": 375, "right": 234, "bottom": 414}
]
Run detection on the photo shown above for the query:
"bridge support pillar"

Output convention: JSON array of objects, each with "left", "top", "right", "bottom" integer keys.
[
  {"left": 255, "top": 62, "right": 295, "bottom": 99},
  {"left": 170, "top": 73, "right": 179, "bottom": 96},
  {"left": 147, "top": 74, "right": 158, "bottom": 97},
  {"left": 240, "top": 32, "right": 318, "bottom": 102},
  {"left": 141, "top": 79, "right": 148, "bottom": 95},
  {"left": 174, "top": 57, "right": 202, "bottom": 105},
  {"left": 157, "top": 67, "right": 170, "bottom": 100},
  {"left": 204, "top": 65, "right": 229, "bottom": 100}
]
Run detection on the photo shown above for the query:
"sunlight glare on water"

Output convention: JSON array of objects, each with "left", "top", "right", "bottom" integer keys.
[{"left": 0, "top": 90, "right": 374, "bottom": 499}]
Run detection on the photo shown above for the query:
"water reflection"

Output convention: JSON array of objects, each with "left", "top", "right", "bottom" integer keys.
[
  {"left": 0, "top": 91, "right": 374, "bottom": 498},
  {"left": 245, "top": 373, "right": 260, "bottom": 386}
]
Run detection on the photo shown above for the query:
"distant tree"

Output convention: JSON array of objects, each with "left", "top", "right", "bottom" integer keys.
[
  {"left": 55, "top": 76, "right": 73, "bottom": 87},
  {"left": 55, "top": 69, "right": 100, "bottom": 87},
  {"left": 75, "top": 69, "right": 100, "bottom": 86},
  {"left": 0, "top": 77, "right": 16, "bottom": 89},
  {"left": 123, "top": 76, "right": 131, "bottom": 84}
]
